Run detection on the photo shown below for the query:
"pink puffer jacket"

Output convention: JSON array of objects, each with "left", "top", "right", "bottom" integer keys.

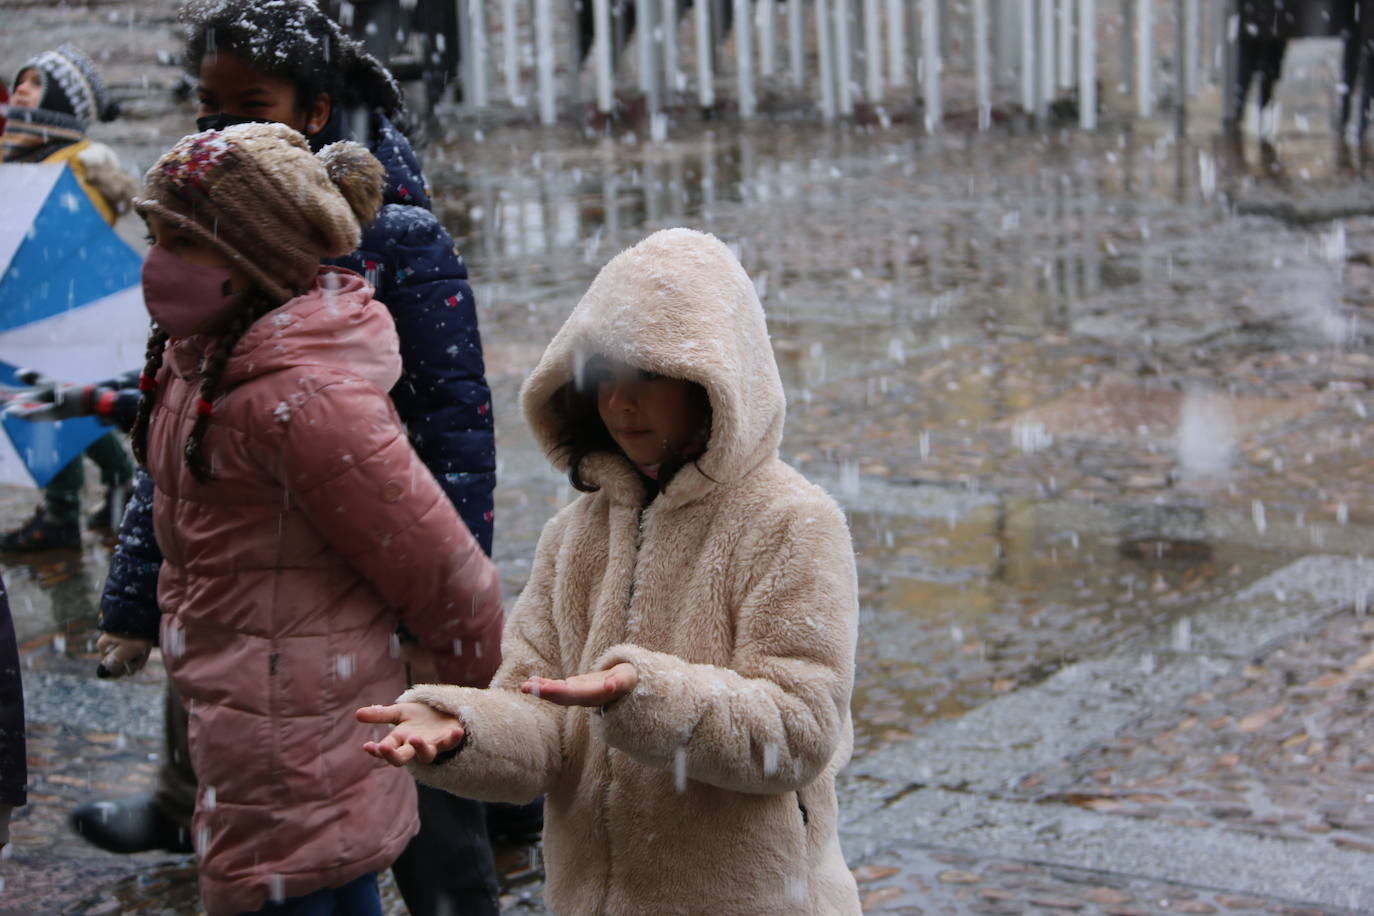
[{"left": 146, "top": 267, "right": 503, "bottom": 915}]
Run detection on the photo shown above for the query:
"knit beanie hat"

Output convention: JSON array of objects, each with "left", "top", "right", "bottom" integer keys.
[
  {"left": 14, "top": 44, "right": 119, "bottom": 131},
  {"left": 134, "top": 123, "right": 385, "bottom": 303}
]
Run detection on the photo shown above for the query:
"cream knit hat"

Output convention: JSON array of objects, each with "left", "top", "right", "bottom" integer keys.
[{"left": 135, "top": 122, "right": 385, "bottom": 303}]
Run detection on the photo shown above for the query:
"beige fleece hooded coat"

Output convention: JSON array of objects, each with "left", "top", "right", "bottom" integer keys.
[{"left": 401, "top": 228, "right": 861, "bottom": 915}]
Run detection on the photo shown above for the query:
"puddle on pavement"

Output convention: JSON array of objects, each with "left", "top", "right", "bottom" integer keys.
[{"left": 846, "top": 497, "right": 1298, "bottom": 757}]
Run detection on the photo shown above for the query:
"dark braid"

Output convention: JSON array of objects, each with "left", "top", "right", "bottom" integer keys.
[
  {"left": 183, "top": 289, "right": 278, "bottom": 482},
  {"left": 130, "top": 327, "right": 170, "bottom": 468}
]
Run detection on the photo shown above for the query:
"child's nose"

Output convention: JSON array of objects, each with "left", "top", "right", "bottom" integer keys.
[{"left": 606, "top": 379, "right": 638, "bottom": 411}]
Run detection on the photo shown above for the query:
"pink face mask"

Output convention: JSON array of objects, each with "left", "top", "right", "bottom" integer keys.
[{"left": 141, "top": 243, "right": 237, "bottom": 338}]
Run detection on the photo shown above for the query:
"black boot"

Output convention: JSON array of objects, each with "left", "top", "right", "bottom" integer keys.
[
  {"left": 0, "top": 507, "right": 79, "bottom": 552},
  {"left": 69, "top": 794, "right": 193, "bottom": 854}
]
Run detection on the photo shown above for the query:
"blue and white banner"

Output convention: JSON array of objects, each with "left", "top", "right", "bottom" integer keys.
[{"left": 0, "top": 163, "right": 148, "bottom": 487}]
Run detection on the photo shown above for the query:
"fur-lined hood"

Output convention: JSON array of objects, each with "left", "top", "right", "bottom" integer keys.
[{"left": 520, "top": 228, "right": 785, "bottom": 507}]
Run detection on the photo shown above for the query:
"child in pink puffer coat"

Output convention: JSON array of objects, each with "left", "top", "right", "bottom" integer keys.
[{"left": 106, "top": 122, "right": 504, "bottom": 916}]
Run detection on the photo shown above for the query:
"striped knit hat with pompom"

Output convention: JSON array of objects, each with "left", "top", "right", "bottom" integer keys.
[
  {"left": 134, "top": 122, "right": 385, "bottom": 304},
  {"left": 14, "top": 43, "right": 119, "bottom": 131}
]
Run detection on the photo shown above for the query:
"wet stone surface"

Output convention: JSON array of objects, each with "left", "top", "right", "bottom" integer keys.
[
  {"left": 7, "top": 1, "right": 1374, "bottom": 914},
  {"left": 1017, "top": 609, "right": 1374, "bottom": 854},
  {"left": 851, "top": 847, "right": 1341, "bottom": 915}
]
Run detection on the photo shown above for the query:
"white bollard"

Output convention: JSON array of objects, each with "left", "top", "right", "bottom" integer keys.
[
  {"left": 759, "top": 0, "right": 777, "bottom": 78},
  {"left": 1039, "top": 0, "right": 1055, "bottom": 117},
  {"left": 662, "top": 0, "right": 679, "bottom": 97},
  {"left": 921, "top": 0, "right": 942, "bottom": 131},
  {"left": 789, "top": 0, "right": 805, "bottom": 87},
  {"left": 974, "top": 0, "right": 992, "bottom": 129},
  {"left": 502, "top": 0, "right": 520, "bottom": 105},
  {"left": 834, "top": 0, "right": 854, "bottom": 114},
  {"left": 1078, "top": 0, "right": 1096, "bottom": 128},
  {"left": 994, "top": 0, "right": 1016, "bottom": 90},
  {"left": 1021, "top": 0, "right": 1036, "bottom": 114},
  {"left": 456, "top": 0, "right": 473, "bottom": 113},
  {"left": 736, "top": 0, "right": 756, "bottom": 117},
  {"left": 1120, "top": 0, "right": 1135, "bottom": 95},
  {"left": 638, "top": 0, "right": 658, "bottom": 109},
  {"left": 887, "top": 0, "right": 908, "bottom": 87},
  {"left": 1137, "top": 0, "right": 1154, "bottom": 117},
  {"left": 817, "top": 0, "right": 837, "bottom": 120},
  {"left": 1057, "top": 0, "right": 1073, "bottom": 89},
  {"left": 593, "top": 0, "right": 614, "bottom": 113},
  {"left": 864, "top": 0, "right": 884, "bottom": 101},
  {"left": 696, "top": 0, "right": 714, "bottom": 108},
  {"left": 1184, "top": 0, "right": 1199, "bottom": 95},
  {"left": 467, "top": 0, "right": 488, "bottom": 109},
  {"left": 535, "top": 0, "right": 556, "bottom": 124}
]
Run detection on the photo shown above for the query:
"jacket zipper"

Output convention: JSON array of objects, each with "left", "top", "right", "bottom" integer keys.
[
  {"left": 627, "top": 507, "right": 647, "bottom": 607},
  {"left": 598, "top": 504, "right": 647, "bottom": 915}
]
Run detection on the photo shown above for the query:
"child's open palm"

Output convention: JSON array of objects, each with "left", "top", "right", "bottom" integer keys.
[
  {"left": 521, "top": 662, "right": 638, "bottom": 707},
  {"left": 356, "top": 701, "right": 466, "bottom": 766}
]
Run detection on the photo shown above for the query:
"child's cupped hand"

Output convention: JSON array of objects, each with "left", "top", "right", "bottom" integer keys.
[
  {"left": 521, "top": 662, "right": 639, "bottom": 707},
  {"left": 356, "top": 701, "right": 465, "bottom": 766}
]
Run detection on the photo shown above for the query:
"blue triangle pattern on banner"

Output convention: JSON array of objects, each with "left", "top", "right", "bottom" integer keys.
[{"left": 0, "top": 166, "right": 142, "bottom": 335}]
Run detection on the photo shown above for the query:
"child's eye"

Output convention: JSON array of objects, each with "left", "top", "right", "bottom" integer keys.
[
  {"left": 637, "top": 369, "right": 662, "bottom": 382},
  {"left": 144, "top": 233, "right": 156, "bottom": 245}
]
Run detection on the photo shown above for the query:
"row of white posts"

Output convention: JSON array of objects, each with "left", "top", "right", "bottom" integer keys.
[{"left": 450, "top": 0, "right": 1236, "bottom": 134}]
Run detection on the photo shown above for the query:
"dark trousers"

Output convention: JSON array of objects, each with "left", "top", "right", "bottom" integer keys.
[
  {"left": 156, "top": 684, "right": 501, "bottom": 916},
  {"left": 239, "top": 871, "right": 383, "bottom": 916},
  {"left": 1232, "top": 37, "right": 1288, "bottom": 127},
  {"left": 44, "top": 431, "right": 133, "bottom": 524}
]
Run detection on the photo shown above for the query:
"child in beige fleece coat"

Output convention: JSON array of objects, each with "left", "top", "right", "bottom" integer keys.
[{"left": 360, "top": 228, "right": 862, "bottom": 915}]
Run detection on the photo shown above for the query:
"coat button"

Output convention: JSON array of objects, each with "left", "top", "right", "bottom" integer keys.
[{"left": 381, "top": 481, "right": 404, "bottom": 503}]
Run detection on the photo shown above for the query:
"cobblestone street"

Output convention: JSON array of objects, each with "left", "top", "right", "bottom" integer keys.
[{"left": 8, "top": 0, "right": 1374, "bottom": 913}]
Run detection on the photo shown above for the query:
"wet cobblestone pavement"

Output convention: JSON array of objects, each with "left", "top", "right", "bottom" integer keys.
[
  {"left": 1019, "top": 609, "right": 1374, "bottom": 857},
  {"left": 10, "top": 0, "right": 1374, "bottom": 913}
]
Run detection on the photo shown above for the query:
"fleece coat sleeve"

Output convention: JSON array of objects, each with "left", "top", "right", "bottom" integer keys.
[
  {"left": 593, "top": 497, "right": 858, "bottom": 795},
  {"left": 397, "top": 513, "right": 571, "bottom": 804},
  {"left": 278, "top": 375, "right": 503, "bottom": 687}
]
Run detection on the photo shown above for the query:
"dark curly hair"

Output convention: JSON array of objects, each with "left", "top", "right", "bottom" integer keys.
[
  {"left": 181, "top": 0, "right": 406, "bottom": 123},
  {"left": 552, "top": 370, "right": 713, "bottom": 495}
]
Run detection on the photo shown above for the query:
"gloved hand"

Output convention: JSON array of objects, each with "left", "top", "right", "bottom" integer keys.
[
  {"left": 95, "top": 632, "right": 153, "bottom": 679},
  {"left": 2, "top": 369, "right": 107, "bottom": 422}
]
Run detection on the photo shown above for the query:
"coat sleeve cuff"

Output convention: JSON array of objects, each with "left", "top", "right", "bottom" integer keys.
[
  {"left": 590, "top": 643, "right": 703, "bottom": 768},
  {"left": 397, "top": 684, "right": 558, "bottom": 805}
]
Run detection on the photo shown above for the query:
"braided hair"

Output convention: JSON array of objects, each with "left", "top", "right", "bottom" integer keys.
[
  {"left": 181, "top": 0, "right": 406, "bottom": 124},
  {"left": 128, "top": 327, "right": 169, "bottom": 469},
  {"left": 130, "top": 287, "right": 279, "bottom": 483}
]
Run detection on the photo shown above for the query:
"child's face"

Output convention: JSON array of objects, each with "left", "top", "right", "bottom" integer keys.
[
  {"left": 195, "top": 51, "right": 330, "bottom": 137},
  {"left": 147, "top": 213, "right": 233, "bottom": 271},
  {"left": 591, "top": 357, "right": 705, "bottom": 469},
  {"left": 10, "top": 69, "right": 42, "bottom": 109},
  {"left": 145, "top": 213, "right": 249, "bottom": 334}
]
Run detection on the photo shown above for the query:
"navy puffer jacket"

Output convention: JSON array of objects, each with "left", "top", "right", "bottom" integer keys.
[{"left": 100, "top": 113, "right": 495, "bottom": 638}]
